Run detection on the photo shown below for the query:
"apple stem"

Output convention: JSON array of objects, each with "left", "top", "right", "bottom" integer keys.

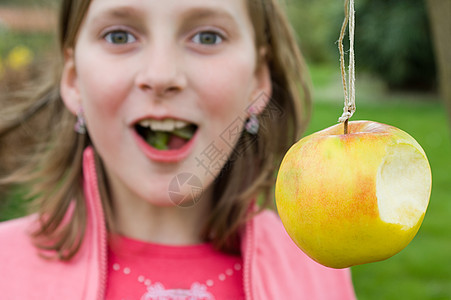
[
  {"left": 338, "top": 0, "right": 356, "bottom": 129},
  {"left": 344, "top": 119, "right": 349, "bottom": 134}
]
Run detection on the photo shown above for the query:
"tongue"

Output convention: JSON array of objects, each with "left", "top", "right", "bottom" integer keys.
[{"left": 167, "top": 134, "right": 188, "bottom": 150}]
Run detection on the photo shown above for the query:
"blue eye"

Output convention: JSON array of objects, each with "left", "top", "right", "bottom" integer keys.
[
  {"left": 104, "top": 30, "right": 137, "bottom": 44},
  {"left": 192, "top": 31, "right": 223, "bottom": 45}
]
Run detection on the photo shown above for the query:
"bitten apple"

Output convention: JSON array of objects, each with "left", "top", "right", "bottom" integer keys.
[{"left": 275, "top": 120, "right": 432, "bottom": 269}]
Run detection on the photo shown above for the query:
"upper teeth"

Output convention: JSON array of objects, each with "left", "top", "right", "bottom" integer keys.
[{"left": 138, "top": 119, "right": 189, "bottom": 132}]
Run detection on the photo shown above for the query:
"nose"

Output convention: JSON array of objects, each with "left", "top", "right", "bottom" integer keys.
[{"left": 135, "top": 45, "right": 187, "bottom": 97}]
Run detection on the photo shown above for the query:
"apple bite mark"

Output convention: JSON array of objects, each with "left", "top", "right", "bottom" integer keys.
[
  {"left": 376, "top": 143, "right": 432, "bottom": 230},
  {"left": 135, "top": 119, "right": 198, "bottom": 151}
]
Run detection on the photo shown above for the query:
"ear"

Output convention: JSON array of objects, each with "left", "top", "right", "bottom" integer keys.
[
  {"left": 247, "top": 47, "right": 272, "bottom": 116},
  {"left": 60, "top": 48, "right": 81, "bottom": 115}
]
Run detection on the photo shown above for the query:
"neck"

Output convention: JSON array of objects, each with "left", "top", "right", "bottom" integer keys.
[{"left": 111, "top": 188, "right": 213, "bottom": 246}]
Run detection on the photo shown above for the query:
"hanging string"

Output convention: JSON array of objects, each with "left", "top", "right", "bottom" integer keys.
[{"left": 338, "top": 0, "right": 356, "bottom": 134}]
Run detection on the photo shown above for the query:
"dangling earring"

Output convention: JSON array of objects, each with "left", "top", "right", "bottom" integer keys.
[
  {"left": 74, "top": 108, "right": 87, "bottom": 134},
  {"left": 245, "top": 110, "right": 259, "bottom": 135}
]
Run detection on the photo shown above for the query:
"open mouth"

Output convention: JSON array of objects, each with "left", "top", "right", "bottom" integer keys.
[{"left": 135, "top": 119, "right": 198, "bottom": 151}]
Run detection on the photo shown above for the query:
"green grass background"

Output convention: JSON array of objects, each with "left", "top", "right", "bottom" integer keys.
[{"left": 306, "top": 65, "right": 451, "bottom": 299}]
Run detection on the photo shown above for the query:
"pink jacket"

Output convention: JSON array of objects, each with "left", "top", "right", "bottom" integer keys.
[{"left": 0, "top": 147, "right": 356, "bottom": 299}]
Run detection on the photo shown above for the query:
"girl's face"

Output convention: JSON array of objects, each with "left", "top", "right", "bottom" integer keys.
[{"left": 61, "top": 0, "right": 270, "bottom": 207}]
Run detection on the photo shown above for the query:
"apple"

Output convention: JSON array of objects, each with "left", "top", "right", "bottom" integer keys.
[{"left": 275, "top": 120, "right": 432, "bottom": 269}]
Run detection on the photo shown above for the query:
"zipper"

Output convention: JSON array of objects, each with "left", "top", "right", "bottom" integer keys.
[
  {"left": 96, "top": 205, "right": 108, "bottom": 300},
  {"left": 243, "top": 215, "right": 255, "bottom": 300},
  {"left": 97, "top": 233, "right": 107, "bottom": 300}
]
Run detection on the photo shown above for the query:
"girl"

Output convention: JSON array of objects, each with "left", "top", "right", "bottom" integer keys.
[{"left": 0, "top": 0, "right": 356, "bottom": 299}]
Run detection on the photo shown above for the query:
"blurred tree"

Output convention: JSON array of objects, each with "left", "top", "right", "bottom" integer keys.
[
  {"left": 426, "top": 0, "right": 451, "bottom": 129},
  {"left": 286, "top": 0, "right": 341, "bottom": 63},
  {"left": 352, "top": 0, "right": 436, "bottom": 91},
  {"left": 288, "top": 0, "right": 437, "bottom": 92}
]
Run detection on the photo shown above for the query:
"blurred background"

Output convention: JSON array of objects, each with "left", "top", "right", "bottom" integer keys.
[{"left": 1, "top": 0, "right": 450, "bottom": 299}]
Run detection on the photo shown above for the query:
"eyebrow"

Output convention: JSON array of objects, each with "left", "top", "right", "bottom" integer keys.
[
  {"left": 181, "top": 7, "right": 236, "bottom": 21},
  {"left": 89, "top": 6, "right": 144, "bottom": 25},
  {"left": 178, "top": 6, "right": 241, "bottom": 34},
  {"left": 180, "top": 6, "right": 243, "bottom": 35}
]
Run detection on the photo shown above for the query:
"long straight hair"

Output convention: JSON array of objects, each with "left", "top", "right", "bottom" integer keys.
[{"left": 0, "top": 0, "right": 311, "bottom": 259}]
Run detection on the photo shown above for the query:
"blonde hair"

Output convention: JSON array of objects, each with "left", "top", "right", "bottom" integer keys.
[{"left": 0, "top": 0, "right": 311, "bottom": 259}]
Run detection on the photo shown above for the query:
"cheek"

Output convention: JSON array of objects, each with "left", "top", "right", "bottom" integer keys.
[
  {"left": 75, "top": 52, "right": 134, "bottom": 116},
  {"left": 192, "top": 55, "right": 257, "bottom": 162},
  {"left": 194, "top": 53, "right": 257, "bottom": 121},
  {"left": 75, "top": 60, "right": 135, "bottom": 150}
]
